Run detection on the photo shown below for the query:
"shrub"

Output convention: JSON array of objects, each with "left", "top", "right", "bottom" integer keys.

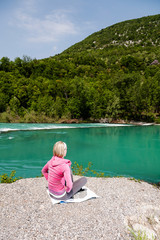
[
  {"left": 72, "top": 161, "right": 106, "bottom": 177},
  {"left": 0, "top": 170, "right": 22, "bottom": 183}
]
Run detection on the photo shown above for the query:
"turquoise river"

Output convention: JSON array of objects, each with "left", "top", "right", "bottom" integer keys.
[{"left": 0, "top": 123, "right": 160, "bottom": 183}]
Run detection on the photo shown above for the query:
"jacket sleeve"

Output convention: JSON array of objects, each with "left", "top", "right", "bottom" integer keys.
[
  {"left": 63, "top": 165, "right": 73, "bottom": 193},
  {"left": 42, "top": 162, "right": 49, "bottom": 180}
]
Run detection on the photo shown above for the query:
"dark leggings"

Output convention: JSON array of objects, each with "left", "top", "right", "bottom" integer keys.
[{"left": 50, "top": 177, "right": 87, "bottom": 201}]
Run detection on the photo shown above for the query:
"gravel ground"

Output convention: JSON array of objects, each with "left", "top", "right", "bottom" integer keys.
[{"left": 1, "top": 176, "right": 160, "bottom": 240}]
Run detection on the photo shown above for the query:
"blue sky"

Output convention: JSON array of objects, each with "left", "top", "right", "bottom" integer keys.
[{"left": 0, "top": 0, "right": 159, "bottom": 60}]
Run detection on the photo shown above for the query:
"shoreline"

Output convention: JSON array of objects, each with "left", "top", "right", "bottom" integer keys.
[
  {"left": 0, "top": 111, "right": 159, "bottom": 125},
  {"left": 1, "top": 173, "right": 160, "bottom": 188},
  {"left": 0, "top": 118, "right": 158, "bottom": 125}
]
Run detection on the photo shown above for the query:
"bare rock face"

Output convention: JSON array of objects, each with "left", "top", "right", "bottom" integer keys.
[
  {"left": 126, "top": 205, "right": 160, "bottom": 239},
  {"left": 150, "top": 59, "right": 160, "bottom": 65}
]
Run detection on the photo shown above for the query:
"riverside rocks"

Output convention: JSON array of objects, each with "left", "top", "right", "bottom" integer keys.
[{"left": 0, "top": 177, "right": 160, "bottom": 240}]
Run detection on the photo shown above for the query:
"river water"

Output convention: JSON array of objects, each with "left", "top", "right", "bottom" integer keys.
[{"left": 0, "top": 123, "right": 159, "bottom": 183}]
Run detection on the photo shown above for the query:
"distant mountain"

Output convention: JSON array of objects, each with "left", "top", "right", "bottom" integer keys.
[{"left": 62, "top": 14, "right": 160, "bottom": 54}]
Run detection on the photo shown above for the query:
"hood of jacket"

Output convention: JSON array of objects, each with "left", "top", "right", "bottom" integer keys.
[{"left": 50, "top": 156, "right": 71, "bottom": 167}]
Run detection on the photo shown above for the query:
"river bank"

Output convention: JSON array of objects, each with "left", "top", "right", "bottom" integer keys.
[
  {"left": 0, "top": 109, "right": 159, "bottom": 125},
  {"left": 1, "top": 176, "right": 160, "bottom": 240},
  {"left": 59, "top": 118, "right": 156, "bottom": 126}
]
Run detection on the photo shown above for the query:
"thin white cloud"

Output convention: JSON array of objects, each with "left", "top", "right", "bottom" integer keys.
[
  {"left": 22, "top": 0, "right": 37, "bottom": 13},
  {"left": 13, "top": 8, "right": 78, "bottom": 43}
]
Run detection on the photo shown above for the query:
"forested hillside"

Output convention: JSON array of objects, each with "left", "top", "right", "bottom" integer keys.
[{"left": 0, "top": 14, "right": 160, "bottom": 123}]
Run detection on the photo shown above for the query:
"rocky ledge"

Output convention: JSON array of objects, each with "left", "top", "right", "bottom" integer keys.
[{"left": 0, "top": 177, "right": 160, "bottom": 240}]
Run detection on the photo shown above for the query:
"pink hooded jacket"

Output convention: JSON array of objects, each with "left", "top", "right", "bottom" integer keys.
[{"left": 42, "top": 156, "right": 73, "bottom": 195}]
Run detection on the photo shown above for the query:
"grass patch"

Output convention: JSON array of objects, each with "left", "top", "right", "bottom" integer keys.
[{"left": 129, "top": 228, "right": 157, "bottom": 240}]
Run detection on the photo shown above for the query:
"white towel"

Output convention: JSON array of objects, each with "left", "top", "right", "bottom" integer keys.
[{"left": 47, "top": 186, "right": 100, "bottom": 205}]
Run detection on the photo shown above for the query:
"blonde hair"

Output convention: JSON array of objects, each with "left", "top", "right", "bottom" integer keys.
[{"left": 53, "top": 141, "right": 67, "bottom": 157}]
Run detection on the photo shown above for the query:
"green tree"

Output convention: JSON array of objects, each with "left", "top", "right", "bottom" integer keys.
[{"left": 0, "top": 57, "right": 11, "bottom": 72}]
